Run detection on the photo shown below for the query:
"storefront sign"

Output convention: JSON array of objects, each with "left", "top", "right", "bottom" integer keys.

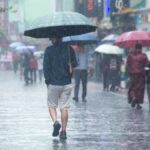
[
  {"left": 105, "top": 0, "right": 111, "bottom": 16},
  {"left": 115, "top": 0, "right": 124, "bottom": 10},
  {"left": 136, "top": 14, "right": 150, "bottom": 24},
  {"left": 130, "top": 0, "right": 145, "bottom": 8},
  {"left": 86, "top": 0, "right": 98, "bottom": 17},
  {"left": 87, "top": 0, "right": 94, "bottom": 11},
  {"left": 143, "top": 14, "right": 150, "bottom": 23}
]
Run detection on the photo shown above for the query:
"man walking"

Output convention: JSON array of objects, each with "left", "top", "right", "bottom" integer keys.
[
  {"left": 73, "top": 44, "right": 88, "bottom": 102},
  {"left": 43, "top": 37, "right": 77, "bottom": 140}
]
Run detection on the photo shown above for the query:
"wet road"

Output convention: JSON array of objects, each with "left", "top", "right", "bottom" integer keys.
[{"left": 0, "top": 71, "right": 150, "bottom": 150}]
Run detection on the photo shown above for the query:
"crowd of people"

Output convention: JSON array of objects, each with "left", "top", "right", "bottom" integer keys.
[
  {"left": 42, "top": 36, "right": 150, "bottom": 140},
  {"left": 100, "top": 44, "right": 150, "bottom": 109},
  {"left": 101, "top": 54, "right": 122, "bottom": 92},
  {"left": 0, "top": 38, "right": 150, "bottom": 140},
  {"left": 11, "top": 50, "right": 44, "bottom": 85}
]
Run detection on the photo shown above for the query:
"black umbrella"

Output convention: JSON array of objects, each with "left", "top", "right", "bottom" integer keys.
[{"left": 24, "top": 11, "right": 97, "bottom": 38}]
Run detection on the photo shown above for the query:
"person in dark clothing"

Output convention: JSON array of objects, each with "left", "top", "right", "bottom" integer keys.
[
  {"left": 109, "top": 55, "right": 120, "bottom": 91},
  {"left": 23, "top": 53, "right": 30, "bottom": 85},
  {"left": 43, "top": 37, "right": 77, "bottom": 140},
  {"left": 12, "top": 51, "right": 19, "bottom": 74},
  {"left": 29, "top": 54, "right": 38, "bottom": 84},
  {"left": 101, "top": 55, "right": 110, "bottom": 91}
]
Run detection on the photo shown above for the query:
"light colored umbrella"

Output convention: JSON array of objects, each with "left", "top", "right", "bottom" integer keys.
[
  {"left": 95, "top": 44, "right": 124, "bottom": 55},
  {"left": 34, "top": 51, "right": 44, "bottom": 57},
  {"left": 101, "top": 34, "right": 119, "bottom": 43},
  {"left": 15, "top": 45, "right": 36, "bottom": 53},
  {"left": 9, "top": 42, "right": 25, "bottom": 48},
  {"left": 15, "top": 46, "right": 29, "bottom": 52},
  {"left": 26, "top": 45, "right": 36, "bottom": 52}
]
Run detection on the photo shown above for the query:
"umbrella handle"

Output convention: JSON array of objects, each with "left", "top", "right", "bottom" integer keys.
[{"left": 68, "top": 62, "right": 73, "bottom": 75}]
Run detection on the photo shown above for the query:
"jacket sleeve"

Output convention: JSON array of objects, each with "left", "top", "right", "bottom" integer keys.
[{"left": 43, "top": 48, "right": 51, "bottom": 85}]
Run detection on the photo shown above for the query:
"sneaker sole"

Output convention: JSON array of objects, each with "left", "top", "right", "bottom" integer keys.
[{"left": 52, "top": 124, "right": 61, "bottom": 137}]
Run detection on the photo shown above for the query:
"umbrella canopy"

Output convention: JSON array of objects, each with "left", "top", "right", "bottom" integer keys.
[
  {"left": 101, "top": 34, "right": 119, "bottom": 43},
  {"left": 62, "top": 33, "right": 98, "bottom": 44},
  {"left": 114, "top": 31, "right": 150, "bottom": 48},
  {"left": 26, "top": 45, "right": 36, "bottom": 52},
  {"left": 9, "top": 42, "right": 25, "bottom": 48},
  {"left": 15, "top": 45, "right": 36, "bottom": 53},
  {"left": 95, "top": 44, "right": 124, "bottom": 55},
  {"left": 15, "top": 46, "right": 29, "bottom": 52},
  {"left": 34, "top": 51, "right": 44, "bottom": 57},
  {"left": 24, "top": 11, "right": 96, "bottom": 38}
]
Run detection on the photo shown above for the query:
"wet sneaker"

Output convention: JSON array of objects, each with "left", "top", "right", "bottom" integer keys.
[
  {"left": 52, "top": 121, "right": 61, "bottom": 137},
  {"left": 59, "top": 131, "right": 67, "bottom": 140},
  {"left": 73, "top": 97, "right": 78, "bottom": 102}
]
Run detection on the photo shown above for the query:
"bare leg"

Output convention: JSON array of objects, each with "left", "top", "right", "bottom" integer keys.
[
  {"left": 60, "top": 109, "right": 68, "bottom": 131},
  {"left": 49, "top": 107, "right": 57, "bottom": 123}
]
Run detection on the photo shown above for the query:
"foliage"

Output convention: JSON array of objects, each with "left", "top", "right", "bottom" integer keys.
[{"left": 0, "top": 6, "right": 16, "bottom": 13}]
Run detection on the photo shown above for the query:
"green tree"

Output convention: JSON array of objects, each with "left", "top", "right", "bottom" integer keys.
[{"left": 0, "top": 6, "right": 13, "bottom": 13}]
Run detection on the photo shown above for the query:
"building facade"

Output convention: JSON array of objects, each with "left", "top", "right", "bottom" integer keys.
[
  {"left": 7, "top": 0, "right": 57, "bottom": 42},
  {"left": 0, "top": 0, "right": 8, "bottom": 34},
  {"left": 56, "top": 0, "right": 74, "bottom": 11},
  {"left": 0, "top": 0, "right": 9, "bottom": 48},
  {"left": 136, "top": 0, "right": 150, "bottom": 31}
]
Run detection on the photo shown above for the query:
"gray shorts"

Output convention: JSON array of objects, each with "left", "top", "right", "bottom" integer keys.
[{"left": 47, "top": 84, "right": 73, "bottom": 109}]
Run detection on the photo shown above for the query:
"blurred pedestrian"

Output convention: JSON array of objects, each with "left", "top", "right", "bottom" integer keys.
[
  {"left": 109, "top": 55, "right": 121, "bottom": 91},
  {"left": 101, "top": 55, "right": 110, "bottom": 91},
  {"left": 37, "top": 54, "right": 43, "bottom": 82},
  {"left": 19, "top": 53, "right": 25, "bottom": 80},
  {"left": 23, "top": 53, "right": 30, "bottom": 85},
  {"left": 29, "top": 53, "right": 38, "bottom": 84},
  {"left": 73, "top": 44, "right": 88, "bottom": 102},
  {"left": 43, "top": 37, "right": 77, "bottom": 140},
  {"left": 127, "top": 43, "right": 150, "bottom": 109},
  {"left": 12, "top": 51, "right": 19, "bottom": 74},
  {"left": 120, "top": 59, "right": 127, "bottom": 88}
]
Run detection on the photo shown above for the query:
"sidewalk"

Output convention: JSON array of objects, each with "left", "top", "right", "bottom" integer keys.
[
  {"left": 88, "top": 80, "right": 149, "bottom": 103},
  {"left": 0, "top": 71, "right": 150, "bottom": 150}
]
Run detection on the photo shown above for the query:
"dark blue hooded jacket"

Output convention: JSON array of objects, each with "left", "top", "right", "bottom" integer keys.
[{"left": 43, "top": 41, "right": 77, "bottom": 85}]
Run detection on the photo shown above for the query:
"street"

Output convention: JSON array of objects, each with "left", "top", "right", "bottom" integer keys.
[{"left": 0, "top": 71, "right": 150, "bottom": 150}]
